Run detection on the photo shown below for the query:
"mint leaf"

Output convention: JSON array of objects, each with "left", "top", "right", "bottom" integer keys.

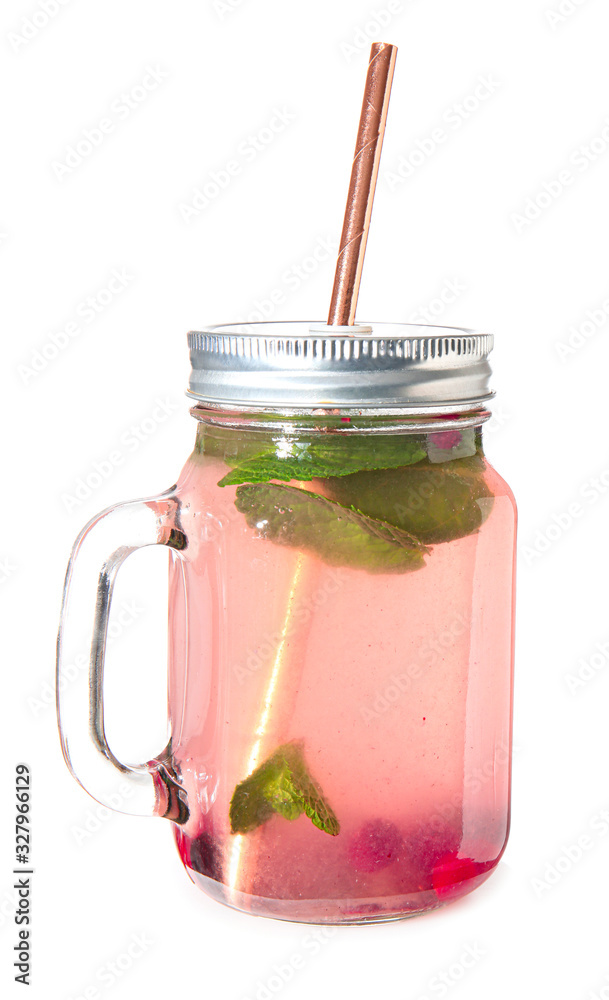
[
  {"left": 235, "top": 483, "right": 429, "bottom": 574},
  {"left": 218, "top": 436, "right": 426, "bottom": 486},
  {"left": 324, "top": 460, "right": 493, "bottom": 545},
  {"left": 286, "top": 747, "right": 341, "bottom": 836},
  {"left": 228, "top": 783, "right": 275, "bottom": 833},
  {"left": 229, "top": 741, "right": 339, "bottom": 837}
]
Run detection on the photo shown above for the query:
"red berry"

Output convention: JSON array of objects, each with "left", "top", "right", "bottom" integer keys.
[
  {"left": 431, "top": 430, "right": 462, "bottom": 450},
  {"left": 348, "top": 820, "right": 403, "bottom": 873},
  {"left": 403, "top": 820, "right": 461, "bottom": 873},
  {"left": 188, "top": 831, "right": 222, "bottom": 881},
  {"left": 432, "top": 852, "right": 494, "bottom": 900}
]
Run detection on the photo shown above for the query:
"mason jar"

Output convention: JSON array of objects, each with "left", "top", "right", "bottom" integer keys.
[{"left": 57, "top": 321, "right": 516, "bottom": 924}]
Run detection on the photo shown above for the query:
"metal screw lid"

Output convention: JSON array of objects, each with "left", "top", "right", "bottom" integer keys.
[{"left": 186, "top": 321, "right": 494, "bottom": 412}]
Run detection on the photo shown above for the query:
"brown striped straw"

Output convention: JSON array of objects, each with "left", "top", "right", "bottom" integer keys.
[{"left": 327, "top": 42, "right": 398, "bottom": 327}]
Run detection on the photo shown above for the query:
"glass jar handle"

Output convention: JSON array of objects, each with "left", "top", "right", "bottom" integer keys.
[{"left": 56, "top": 490, "right": 189, "bottom": 823}]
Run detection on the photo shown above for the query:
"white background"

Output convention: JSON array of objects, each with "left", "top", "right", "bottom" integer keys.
[{"left": 2, "top": 0, "right": 609, "bottom": 997}]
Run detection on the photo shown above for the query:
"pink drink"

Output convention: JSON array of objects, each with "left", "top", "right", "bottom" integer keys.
[
  {"left": 56, "top": 322, "right": 515, "bottom": 926},
  {"left": 166, "top": 420, "right": 516, "bottom": 923}
]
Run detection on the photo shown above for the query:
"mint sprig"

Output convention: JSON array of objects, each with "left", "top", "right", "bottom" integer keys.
[
  {"left": 235, "top": 483, "right": 429, "bottom": 574},
  {"left": 324, "top": 458, "right": 492, "bottom": 545},
  {"left": 229, "top": 741, "right": 340, "bottom": 837},
  {"left": 218, "top": 436, "right": 426, "bottom": 487}
]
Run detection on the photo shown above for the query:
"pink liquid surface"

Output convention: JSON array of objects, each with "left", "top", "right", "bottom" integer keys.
[{"left": 166, "top": 438, "right": 516, "bottom": 923}]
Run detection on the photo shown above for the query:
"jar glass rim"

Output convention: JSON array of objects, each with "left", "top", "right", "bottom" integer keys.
[{"left": 190, "top": 403, "right": 492, "bottom": 435}]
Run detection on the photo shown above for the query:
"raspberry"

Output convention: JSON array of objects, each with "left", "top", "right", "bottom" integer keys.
[
  {"left": 431, "top": 430, "right": 462, "bottom": 450},
  {"left": 348, "top": 820, "right": 403, "bottom": 873},
  {"left": 432, "top": 852, "right": 495, "bottom": 900},
  {"left": 189, "top": 831, "right": 222, "bottom": 881},
  {"left": 395, "top": 819, "right": 462, "bottom": 891},
  {"left": 404, "top": 820, "right": 461, "bottom": 872}
]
